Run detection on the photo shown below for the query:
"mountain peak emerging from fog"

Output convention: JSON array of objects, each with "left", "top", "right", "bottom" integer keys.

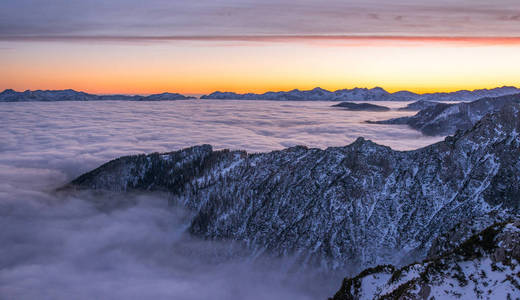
[
  {"left": 201, "top": 86, "right": 520, "bottom": 101},
  {"left": 68, "top": 103, "right": 520, "bottom": 272}
]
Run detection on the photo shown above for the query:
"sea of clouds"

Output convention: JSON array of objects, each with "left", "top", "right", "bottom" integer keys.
[{"left": 0, "top": 100, "right": 443, "bottom": 299}]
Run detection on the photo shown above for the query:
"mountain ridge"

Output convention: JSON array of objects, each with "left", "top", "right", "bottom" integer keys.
[
  {"left": 200, "top": 86, "right": 520, "bottom": 101},
  {"left": 3, "top": 86, "right": 520, "bottom": 102},
  {"left": 0, "top": 89, "right": 195, "bottom": 102},
  {"left": 66, "top": 103, "right": 520, "bottom": 273}
]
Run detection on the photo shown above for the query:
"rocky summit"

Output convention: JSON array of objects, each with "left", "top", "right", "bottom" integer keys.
[{"left": 68, "top": 104, "right": 520, "bottom": 273}]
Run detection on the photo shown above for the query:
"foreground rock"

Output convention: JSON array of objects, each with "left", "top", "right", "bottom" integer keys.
[
  {"left": 371, "top": 93, "right": 520, "bottom": 136},
  {"left": 332, "top": 102, "right": 390, "bottom": 111},
  {"left": 330, "top": 220, "right": 520, "bottom": 300},
  {"left": 0, "top": 89, "right": 195, "bottom": 102},
  {"left": 200, "top": 86, "right": 520, "bottom": 101},
  {"left": 67, "top": 104, "right": 520, "bottom": 271}
]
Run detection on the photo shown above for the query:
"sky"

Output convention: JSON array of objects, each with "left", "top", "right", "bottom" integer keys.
[{"left": 1, "top": 0, "right": 520, "bottom": 94}]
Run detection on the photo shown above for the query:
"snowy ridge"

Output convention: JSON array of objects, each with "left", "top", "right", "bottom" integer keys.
[
  {"left": 200, "top": 86, "right": 520, "bottom": 101},
  {"left": 330, "top": 220, "right": 520, "bottom": 300},
  {"left": 373, "top": 93, "right": 520, "bottom": 136},
  {"left": 68, "top": 104, "right": 520, "bottom": 272}
]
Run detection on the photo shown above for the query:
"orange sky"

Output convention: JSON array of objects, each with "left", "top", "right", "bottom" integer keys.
[
  {"left": 1, "top": 37, "right": 520, "bottom": 95},
  {"left": 2, "top": 0, "right": 520, "bottom": 95}
]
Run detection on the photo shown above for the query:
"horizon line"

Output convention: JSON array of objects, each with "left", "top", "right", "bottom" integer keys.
[{"left": 3, "top": 35, "right": 520, "bottom": 45}]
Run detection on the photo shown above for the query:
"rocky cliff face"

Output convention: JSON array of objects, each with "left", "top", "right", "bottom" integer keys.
[
  {"left": 330, "top": 220, "right": 520, "bottom": 300},
  {"left": 373, "top": 93, "right": 520, "bottom": 136},
  {"left": 68, "top": 104, "right": 520, "bottom": 272}
]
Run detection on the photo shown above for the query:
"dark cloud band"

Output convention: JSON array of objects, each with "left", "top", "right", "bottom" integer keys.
[
  {"left": 1, "top": 0, "right": 519, "bottom": 40},
  {"left": 2, "top": 35, "right": 520, "bottom": 46}
]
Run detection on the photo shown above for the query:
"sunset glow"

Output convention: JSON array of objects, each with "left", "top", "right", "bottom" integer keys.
[
  {"left": 2, "top": 37, "right": 520, "bottom": 95},
  {"left": 2, "top": 0, "right": 520, "bottom": 94}
]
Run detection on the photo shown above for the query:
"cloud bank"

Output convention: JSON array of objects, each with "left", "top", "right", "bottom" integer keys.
[{"left": 0, "top": 100, "right": 441, "bottom": 299}]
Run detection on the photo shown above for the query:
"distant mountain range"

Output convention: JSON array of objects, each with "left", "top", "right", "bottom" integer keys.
[
  {"left": 201, "top": 86, "right": 520, "bottom": 101},
  {"left": 3, "top": 87, "right": 520, "bottom": 102},
  {"left": 0, "top": 89, "right": 195, "bottom": 102}
]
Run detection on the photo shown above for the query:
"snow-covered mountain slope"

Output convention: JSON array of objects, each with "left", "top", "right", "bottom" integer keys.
[
  {"left": 330, "top": 220, "right": 520, "bottom": 300},
  {"left": 67, "top": 104, "right": 520, "bottom": 271},
  {"left": 0, "top": 89, "right": 195, "bottom": 102},
  {"left": 200, "top": 86, "right": 520, "bottom": 101},
  {"left": 373, "top": 93, "right": 520, "bottom": 136}
]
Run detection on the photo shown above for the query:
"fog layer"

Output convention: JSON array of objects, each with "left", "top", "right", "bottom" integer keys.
[{"left": 0, "top": 100, "right": 441, "bottom": 299}]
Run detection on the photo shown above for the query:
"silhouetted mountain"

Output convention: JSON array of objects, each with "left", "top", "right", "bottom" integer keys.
[{"left": 332, "top": 102, "right": 390, "bottom": 111}]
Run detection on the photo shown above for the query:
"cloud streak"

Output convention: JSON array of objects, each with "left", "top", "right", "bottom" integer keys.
[{"left": 3, "top": 35, "right": 520, "bottom": 47}]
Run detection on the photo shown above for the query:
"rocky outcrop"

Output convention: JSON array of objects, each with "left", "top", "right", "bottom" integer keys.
[
  {"left": 332, "top": 102, "right": 390, "bottom": 111},
  {"left": 67, "top": 104, "right": 520, "bottom": 271},
  {"left": 330, "top": 220, "right": 520, "bottom": 300},
  {"left": 372, "top": 93, "right": 520, "bottom": 136}
]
